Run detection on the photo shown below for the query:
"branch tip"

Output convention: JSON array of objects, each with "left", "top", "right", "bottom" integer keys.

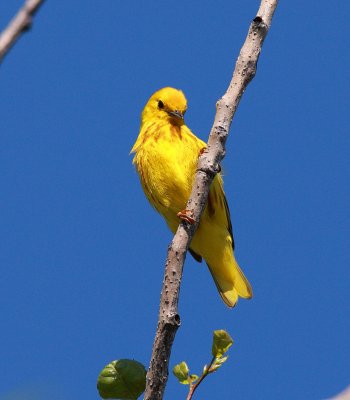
[{"left": 0, "top": 0, "right": 44, "bottom": 63}]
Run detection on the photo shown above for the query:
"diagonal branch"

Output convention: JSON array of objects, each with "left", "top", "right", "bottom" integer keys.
[
  {"left": 0, "top": 0, "right": 45, "bottom": 64},
  {"left": 330, "top": 386, "right": 350, "bottom": 400},
  {"left": 144, "top": 1, "right": 279, "bottom": 399}
]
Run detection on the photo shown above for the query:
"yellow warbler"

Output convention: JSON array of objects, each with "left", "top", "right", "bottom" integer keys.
[{"left": 131, "top": 87, "right": 252, "bottom": 307}]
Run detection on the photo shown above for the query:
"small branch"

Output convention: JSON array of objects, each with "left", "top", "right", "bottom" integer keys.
[
  {"left": 0, "top": 0, "right": 44, "bottom": 64},
  {"left": 186, "top": 357, "right": 215, "bottom": 400},
  {"left": 144, "top": 1, "right": 278, "bottom": 399},
  {"left": 330, "top": 386, "right": 350, "bottom": 400}
]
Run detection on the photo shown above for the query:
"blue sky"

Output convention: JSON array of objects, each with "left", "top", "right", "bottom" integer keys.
[{"left": 1, "top": 1, "right": 349, "bottom": 399}]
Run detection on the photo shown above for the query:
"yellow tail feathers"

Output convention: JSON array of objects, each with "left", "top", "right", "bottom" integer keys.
[{"left": 207, "top": 255, "right": 252, "bottom": 308}]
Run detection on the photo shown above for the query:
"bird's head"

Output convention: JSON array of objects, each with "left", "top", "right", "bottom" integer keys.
[{"left": 142, "top": 87, "right": 187, "bottom": 126}]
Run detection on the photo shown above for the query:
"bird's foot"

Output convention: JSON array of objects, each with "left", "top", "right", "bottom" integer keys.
[
  {"left": 199, "top": 147, "right": 207, "bottom": 157},
  {"left": 177, "top": 209, "right": 195, "bottom": 224}
]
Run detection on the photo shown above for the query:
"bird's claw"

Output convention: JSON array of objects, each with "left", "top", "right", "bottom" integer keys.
[
  {"left": 177, "top": 209, "right": 195, "bottom": 224},
  {"left": 199, "top": 147, "right": 207, "bottom": 156}
]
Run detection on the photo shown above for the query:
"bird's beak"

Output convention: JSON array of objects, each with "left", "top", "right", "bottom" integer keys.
[{"left": 167, "top": 110, "right": 184, "bottom": 120}]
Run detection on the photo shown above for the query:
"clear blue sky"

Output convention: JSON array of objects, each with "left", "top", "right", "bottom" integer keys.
[{"left": 1, "top": 1, "right": 349, "bottom": 399}]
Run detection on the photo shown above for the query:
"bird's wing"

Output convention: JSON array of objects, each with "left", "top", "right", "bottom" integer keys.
[
  {"left": 207, "top": 174, "right": 235, "bottom": 250},
  {"left": 189, "top": 248, "right": 202, "bottom": 263}
]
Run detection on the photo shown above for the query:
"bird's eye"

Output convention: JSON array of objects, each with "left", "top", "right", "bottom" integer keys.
[{"left": 158, "top": 100, "right": 164, "bottom": 109}]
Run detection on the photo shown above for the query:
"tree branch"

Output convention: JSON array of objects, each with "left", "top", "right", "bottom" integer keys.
[
  {"left": 330, "top": 386, "right": 350, "bottom": 400},
  {"left": 144, "top": 1, "right": 279, "bottom": 399},
  {"left": 0, "top": 0, "right": 44, "bottom": 64}
]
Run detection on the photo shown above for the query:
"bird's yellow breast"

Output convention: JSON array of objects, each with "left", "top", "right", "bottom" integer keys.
[{"left": 132, "top": 120, "right": 205, "bottom": 218}]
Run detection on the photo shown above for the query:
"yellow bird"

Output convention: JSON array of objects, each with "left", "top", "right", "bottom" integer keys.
[{"left": 131, "top": 87, "right": 252, "bottom": 307}]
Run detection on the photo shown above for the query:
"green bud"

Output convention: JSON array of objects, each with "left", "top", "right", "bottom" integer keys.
[
  {"left": 215, "top": 356, "right": 228, "bottom": 365},
  {"left": 173, "top": 361, "right": 191, "bottom": 385},
  {"left": 209, "top": 363, "right": 221, "bottom": 372},
  {"left": 209, "top": 357, "right": 228, "bottom": 373},
  {"left": 97, "top": 359, "right": 146, "bottom": 399},
  {"left": 212, "top": 330, "right": 233, "bottom": 358}
]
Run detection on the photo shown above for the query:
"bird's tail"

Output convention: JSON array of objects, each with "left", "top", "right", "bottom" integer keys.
[{"left": 207, "top": 253, "right": 252, "bottom": 308}]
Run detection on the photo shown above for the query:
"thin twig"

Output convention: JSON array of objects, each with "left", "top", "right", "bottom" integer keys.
[
  {"left": 0, "top": 0, "right": 44, "bottom": 64},
  {"left": 186, "top": 356, "right": 216, "bottom": 400},
  {"left": 143, "top": 1, "right": 279, "bottom": 399}
]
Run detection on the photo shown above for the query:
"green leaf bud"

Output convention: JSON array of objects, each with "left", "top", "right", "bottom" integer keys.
[
  {"left": 212, "top": 330, "right": 233, "bottom": 358},
  {"left": 173, "top": 361, "right": 191, "bottom": 385}
]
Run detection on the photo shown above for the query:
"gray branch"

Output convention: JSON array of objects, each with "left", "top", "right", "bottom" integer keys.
[
  {"left": 143, "top": 1, "right": 279, "bottom": 399},
  {"left": 0, "top": 0, "right": 44, "bottom": 64},
  {"left": 329, "top": 386, "right": 350, "bottom": 400}
]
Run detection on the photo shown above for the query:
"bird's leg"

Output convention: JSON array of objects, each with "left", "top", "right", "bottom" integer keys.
[{"left": 177, "top": 209, "right": 195, "bottom": 224}]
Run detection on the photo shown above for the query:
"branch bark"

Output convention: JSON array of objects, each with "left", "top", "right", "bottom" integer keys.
[
  {"left": 330, "top": 386, "right": 350, "bottom": 400},
  {"left": 0, "top": 0, "right": 44, "bottom": 64},
  {"left": 144, "top": 1, "right": 279, "bottom": 399}
]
